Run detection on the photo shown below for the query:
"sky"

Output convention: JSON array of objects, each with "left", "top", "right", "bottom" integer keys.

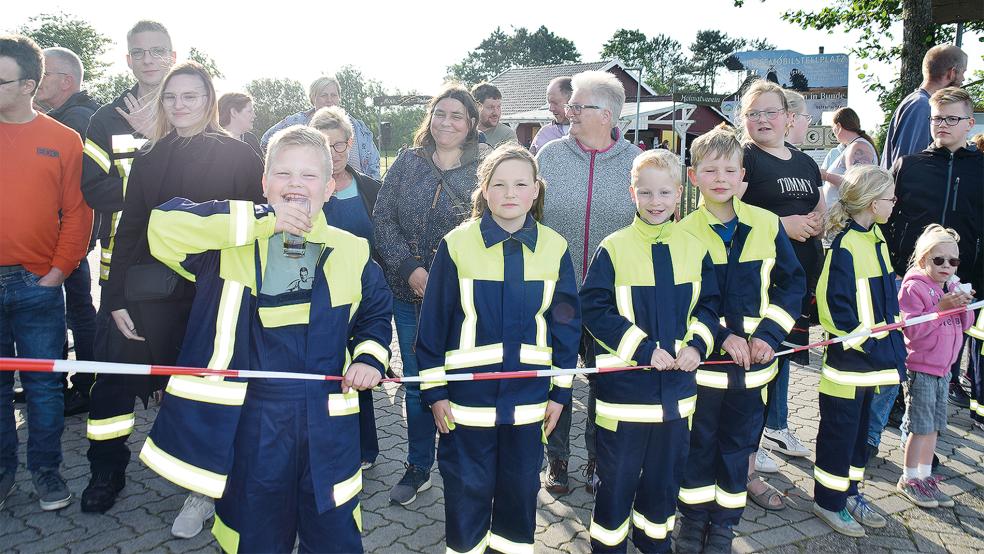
[{"left": 7, "top": 0, "right": 983, "bottom": 130}]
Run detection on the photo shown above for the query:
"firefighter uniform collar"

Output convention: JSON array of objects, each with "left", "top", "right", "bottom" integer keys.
[
  {"left": 479, "top": 211, "right": 539, "bottom": 251},
  {"left": 846, "top": 219, "right": 883, "bottom": 242},
  {"left": 630, "top": 214, "right": 673, "bottom": 243}
]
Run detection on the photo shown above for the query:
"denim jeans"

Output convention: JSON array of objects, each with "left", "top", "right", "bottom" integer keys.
[
  {"left": 63, "top": 258, "right": 96, "bottom": 362},
  {"left": 764, "top": 358, "right": 790, "bottom": 430},
  {"left": 0, "top": 269, "right": 67, "bottom": 473},
  {"left": 866, "top": 383, "right": 899, "bottom": 448},
  {"left": 393, "top": 298, "right": 436, "bottom": 471}
]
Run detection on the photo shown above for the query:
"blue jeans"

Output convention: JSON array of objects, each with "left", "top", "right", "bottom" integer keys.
[
  {"left": 394, "top": 298, "right": 436, "bottom": 471},
  {"left": 63, "top": 257, "right": 96, "bottom": 362},
  {"left": 867, "top": 384, "right": 899, "bottom": 448},
  {"left": 765, "top": 358, "right": 790, "bottom": 430},
  {"left": 0, "top": 269, "right": 67, "bottom": 473}
]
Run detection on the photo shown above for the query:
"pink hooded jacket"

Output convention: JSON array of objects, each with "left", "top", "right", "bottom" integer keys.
[{"left": 898, "top": 269, "right": 974, "bottom": 377}]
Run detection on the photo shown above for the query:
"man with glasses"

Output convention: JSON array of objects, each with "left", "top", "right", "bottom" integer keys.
[
  {"left": 79, "top": 20, "right": 175, "bottom": 515},
  {"left": 0, "top": 34, "right": 91, "bottom": 513},
  {"left": 36, "top": 47, "right": 101, "bottom": 417},
  {"left": 886, "top": 86, "right": 982, "bottom": 433},
  {"left": 472, "top": 82, "right": 518, "bottom": 147}
]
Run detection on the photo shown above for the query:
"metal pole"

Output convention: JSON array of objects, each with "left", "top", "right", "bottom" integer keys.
[
  {"left": 635, "top": 68, "right": 642, "bottom": 145},
  {"left": 956, "top": 22, "right": 964, "bottom": 47}
]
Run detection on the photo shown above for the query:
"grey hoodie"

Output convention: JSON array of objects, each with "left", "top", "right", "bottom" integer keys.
[{"left": 537, "top": 134, "right": 641, "bottom": 287}]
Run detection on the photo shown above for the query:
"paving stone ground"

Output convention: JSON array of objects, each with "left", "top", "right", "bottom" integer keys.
[{"left": 4, "top": 254, "right": 984, "bottom": 552}]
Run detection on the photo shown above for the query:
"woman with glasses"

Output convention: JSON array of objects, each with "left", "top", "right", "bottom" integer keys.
[
  {"left": 820, "top": 107, "right": 878, "bottom": 208},
  {"left": 310, "top": 106, "right": 383, "bottom": 470},
  {"left": 738, "top": 80, "right": 824, "bottom": 512},
  {"left": 373, "top": 84, "right": 488, "bottom": 507},
  {"left": 102, "top": 60, "right": 265, "bottom": 539}
]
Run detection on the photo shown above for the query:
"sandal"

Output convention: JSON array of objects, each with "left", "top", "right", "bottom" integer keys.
[{"left": 747, "top": 476, "right": 786, "bottom": 511}]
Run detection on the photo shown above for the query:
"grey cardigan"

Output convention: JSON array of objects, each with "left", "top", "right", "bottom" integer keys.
[{"left": 537, "top": 134, "right": 640, "bottom": 287}]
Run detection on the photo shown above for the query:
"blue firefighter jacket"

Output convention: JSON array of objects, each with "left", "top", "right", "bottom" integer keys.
[
  {"left": 817, "top": 220, "right": 906, "bottom": 392},
  {"left": 138, "top": 198, "right": 392, "bottom": 514},
  {"left": 678, "top": 198, "right": 806, "bottom": 389},
  {"left": 416, "top": 213, "right": 581, "bottom": 427},
  {"left": 580, "top": 215, "right": 721, "bottom": 429}
]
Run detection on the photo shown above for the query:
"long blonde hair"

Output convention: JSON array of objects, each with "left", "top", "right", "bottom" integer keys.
[
  {"left": 909, "top": 224, "right": 960, "bottom": 271},
  {"left": 147, "top": 61, "right": 222, "bottom": 144},
  {"left": 471, "top": 144, "right": 546, "bottom": 221},
  {"left": 824, "top": 165, "right": 894, "bottom": 238}
]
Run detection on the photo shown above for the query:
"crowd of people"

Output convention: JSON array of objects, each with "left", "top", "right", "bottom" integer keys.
[{"left": 1, "top": 18, "right": 982, "bottom": 554}]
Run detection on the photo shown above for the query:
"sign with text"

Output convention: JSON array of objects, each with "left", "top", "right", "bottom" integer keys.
[{"left": 672, "top": 92, "right": 725, "bottom": 107}]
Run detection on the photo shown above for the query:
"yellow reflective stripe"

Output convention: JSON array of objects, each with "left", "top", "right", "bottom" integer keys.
[
  {"left": 972, "top": 400, "right": 984, "bottom": 417},
  {"left": 353, "top": 502, "right": 362, "bottom": 533},
  {"left": 86, "top": 413, "right": 135, "bottom": 440},
  {"left": 207, "top": 280, "right": 245, "bottom": 369},
  {"left": 459, "top": 278, "right": 477, "bottom": 349},
  {"left": 83, "top": 138, "right": 111, "bottom": 172},
  {"left": 534, "top": 280, "right": 556, "bottom": 347},
  {"left": 597, "top": 353, "right": 630, "bottom": 368},
  {"left": 488, "top": 532, "right": 534, "bottom": 554},
  {"left": 631, "top": 511, "right": 674, "bottom": 540},
  {"left": 227, "top": 200, "right": 251, "bottom": 247},
  {"left": 716, "top": 486, "right": 747, "bottom": 508},
  {"left": 678, "top": 395, "right": 697, "bottom": 418},
  {"left": 519, "top": 344, "right": 552, "bottom": 366},
  {"left": 764, "top": 304, "right": 796, "bottom": 332},
  {"left": 165, "top": 375, "right": 247, "bottom": 406},
  {"left": 814, "top": 466, "right": 850, "bottom": 491},
  {"left": 139, "top": 437, "right": 227, "bottom": 498},
  {"left": 596, "top": 399, "right": 664, "bottom": 423},
  {"left": 514, "top": 402, "right": 548, "bottom": 425},
  {"left": 353, "top": 339, "right": 389, "bottom": 369},
  {"left": 419, "top": 366, "right": 447, "bottom": 391},
  {"left": 617, "top": 325, "right": 646, "bottom": 362},
  {"left": 447, "top": 531, "right": 490, "bottom": 554},
  {"left": 616, "top": 285, "right": 635, "bottom": 323},
  {"left": 100, "top": 247, "right": 112, "bottom": 263},
  {"left": 821, "top": 366, "right": 900, "bottom": 387},
  {"left": 551, "top": 371, "right": 574, "bottom": 389},
  {"left": 212, "top": 514, "right": 240, "bottom": 554},
  {"left": 841, "top": 323, "right": 870, "bottom": 350},
  {"left": 450, "top": 403, "right": 497, "bottom": 427},
  {"left": 696, "top": 370, "right": 729, "bottom": 388},
  {"left": 689, "top": 282, "right": 701, "bottom": 321},
  {"left": 758, "top": 257, "right": 775, "bottom": 317},
  {"left": 849, "top": 465, "right": 865, "bottom": 481},
  {"left": 328, "top": 392, "right": 360, "bottom": 416},
  {"left": 589, "top": 516, "right": 630, "bottom": 546},
  {"left": 688, "top": 320, "right": 714, "bottom": 358},
  {"left": 678, "top": 485, "right": 716, "bottom": 504},
  {"left": 332, "top": 469, "right": 362, "bottom": 506},
  {"left": 257, "top": 302, "right": 310, "bottom": 328},
  {"left": 967, "top": 313, "right": 984, "bottom": 340},
  {"left": 745, "top": 361, "right": 779, "bottom": 388},
  {"left": 445, "top": 344, "right": 504, "bottom": 370}
]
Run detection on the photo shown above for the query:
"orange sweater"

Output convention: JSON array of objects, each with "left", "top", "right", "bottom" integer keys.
[{"left": 0, "top": 113, "right": 91, "bottom": 276}]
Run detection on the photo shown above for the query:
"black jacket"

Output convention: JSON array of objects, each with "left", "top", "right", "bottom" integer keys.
[
  {"left": 884, "top": 144, "right": 984, "bottom": 289},
  {"left": 350, "top": 165, "right": 381, "bottom": 217},
  {"left": 47, "top": 90, "right": 99, "bottom": 140},
  {"left": 103, "top": 131, "right": 265, "bottom": 311}
]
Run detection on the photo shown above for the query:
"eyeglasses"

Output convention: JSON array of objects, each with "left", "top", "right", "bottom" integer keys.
[
  {"left": 929, "top": 115, "right": 972, "bottom": 127},
  {"left": 161, "top": 92, "right": 208, "bottom": 107},
  {"left": 795, "top": 112, "right": 813, "bottom": 123},
  {"left": 329, "top": 141, "right": 350, "bottom": 153},
  {"left": 931, "top": 256, "right": 960, "bottom": 267},
  {"left": 564, "top": 103, "right": 603, "bottom": 115},
  {"left": 0, "top": 77, "right": 26, "bottom": 87},
  {"left": 743, "top": 109, "right": 785, "bottom": 121},
  {"left": 876, "top": 196, "right": 897, "bottom": 204},
  {"left": 129, "top": 47, "right": 171, "bottom": 61}
]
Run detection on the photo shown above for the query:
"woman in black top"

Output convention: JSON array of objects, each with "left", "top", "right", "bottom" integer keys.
[{"left": 739, "top": 80, "right": 824, "bottom": 511}]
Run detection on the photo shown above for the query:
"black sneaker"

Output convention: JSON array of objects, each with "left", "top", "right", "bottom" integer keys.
[
  {"left": 675, "top": 516, "right": 707, "bottom": 553},
  {"left": 544, "top": 458, "right": 570, "bottom": 494},
  {"left": 581, "top": 459, "right": 599, "bottom": 493},
  {"left": 703, "top": 523, "right": 734, "bottom": 554},
  {"left": 81, "top": 471, "right": 125, "bottom": 513},
  {"left": 32, "top": 469, "right": 72, "bottom": 511},
  {"left": 949, "top": 384, "right": 971, "bottom": 408},
  {"left": 389, "top": 464, "right": 431, "bottom": 506}
]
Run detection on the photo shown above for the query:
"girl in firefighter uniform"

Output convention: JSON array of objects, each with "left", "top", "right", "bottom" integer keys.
[
  {"left": 138, "top": 127, "right": 393, "bottom": 553},
  {"left": 417, "top": 145, "right": 581, "bottom": 554},
  {"left": 580, "top": 150, "right": 720, "bottom": 553},
  {"left": 813, "top": 165, "right": 906, "bottom": 537}
]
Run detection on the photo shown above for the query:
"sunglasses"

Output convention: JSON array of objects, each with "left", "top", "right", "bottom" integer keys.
[{"left": 931, "top": 257, "right": 960, "bottom": 267}]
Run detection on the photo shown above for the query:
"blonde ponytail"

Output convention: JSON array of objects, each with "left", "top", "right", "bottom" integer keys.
[{"left": 824, "top": 165, "right": 894, "bottom": 239}]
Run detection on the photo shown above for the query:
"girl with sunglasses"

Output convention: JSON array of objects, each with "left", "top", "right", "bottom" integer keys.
[{"left": 896, "top": 224, "right": 974, "bottom": 508}]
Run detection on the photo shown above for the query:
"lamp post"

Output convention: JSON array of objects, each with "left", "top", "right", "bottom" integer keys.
[{"left": 623, "top": 66, "right": 643, "bottom": 144}]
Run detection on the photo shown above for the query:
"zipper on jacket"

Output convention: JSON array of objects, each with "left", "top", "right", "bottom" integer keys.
[
  {"left": 582, "top": 151, "right": 596, "bottom": 280},
  {"left": 941, "top": 151, "right": 954, "bottom": 226},
  {"left": 951, "top": 177, "right": 960, "bottom": 212}
]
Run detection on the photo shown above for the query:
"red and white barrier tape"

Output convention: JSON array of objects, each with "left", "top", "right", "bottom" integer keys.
[{"left": 1, "top": 301, "right": 981, "bottom": 384}]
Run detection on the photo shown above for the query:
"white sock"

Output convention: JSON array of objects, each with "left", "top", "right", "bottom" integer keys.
[
  {"left": 903, "top": 466, "right": 919, "bottom": 480},
  {"left": 918, "top": 464, "right": 933, "bottom": 479}
]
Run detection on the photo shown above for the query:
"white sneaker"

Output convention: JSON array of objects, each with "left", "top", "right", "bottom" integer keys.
[
  {"left": 171, "top": 492, "right": 215, "bottom": 538},
  {"left": 754, "top": 448, "right": 779, "bottom": 473},
  {"left": 762, "top": 427, "right": 811, "bottom": 457}
]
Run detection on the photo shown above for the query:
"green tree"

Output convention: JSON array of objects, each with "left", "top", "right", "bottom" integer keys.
[
  {"left": 245, "top": 77, "right": 308, "bottom": 137},
  {"left": 748, "top": 38, "right": 777, "bottom": 51},
  {"left": 448, "top": 25, "right": 580, "bottom": 85},
  {"left": 600, "top": 30, "right": 698, "bottom": 93},
  {"left": 336, "top": 65, "right": 386, "bottom": 134},
  {"left": 188, "top": 47, "right": 224, "bottom": 79},
  {"left": 89, "top": 72, "right": 135, "bottom": 104},
  {"left": 18, "top": 12, "right": 113, "bottom": 82},
  {"left": 690, "top": 30, "right": 747, "bottom": 93}
]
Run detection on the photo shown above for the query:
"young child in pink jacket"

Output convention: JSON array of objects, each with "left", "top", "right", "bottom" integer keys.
[{"left": 897, "top": 224, "right": 975, "bottom": 508}]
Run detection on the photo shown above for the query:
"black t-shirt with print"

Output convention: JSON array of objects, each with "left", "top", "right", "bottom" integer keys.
[{"left": 742, "top": 142, "right": 823, "bottom": 287}]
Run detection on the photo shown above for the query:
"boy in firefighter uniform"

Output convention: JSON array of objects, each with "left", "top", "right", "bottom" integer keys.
[
  {"left": 417, "top": 145, "right": 581, "bottom": 554},
  {"left": 580, "top": 150, "right": 720, "bottom": 553},
  {"left": 138, "top": 126, "right": 392, "bottom": 553},
  {"left": 676, "top": 125, "right": 805, "bottom": 553},
  {"left": 813, "top": 166, "right": 906, "bottom": 537}
]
